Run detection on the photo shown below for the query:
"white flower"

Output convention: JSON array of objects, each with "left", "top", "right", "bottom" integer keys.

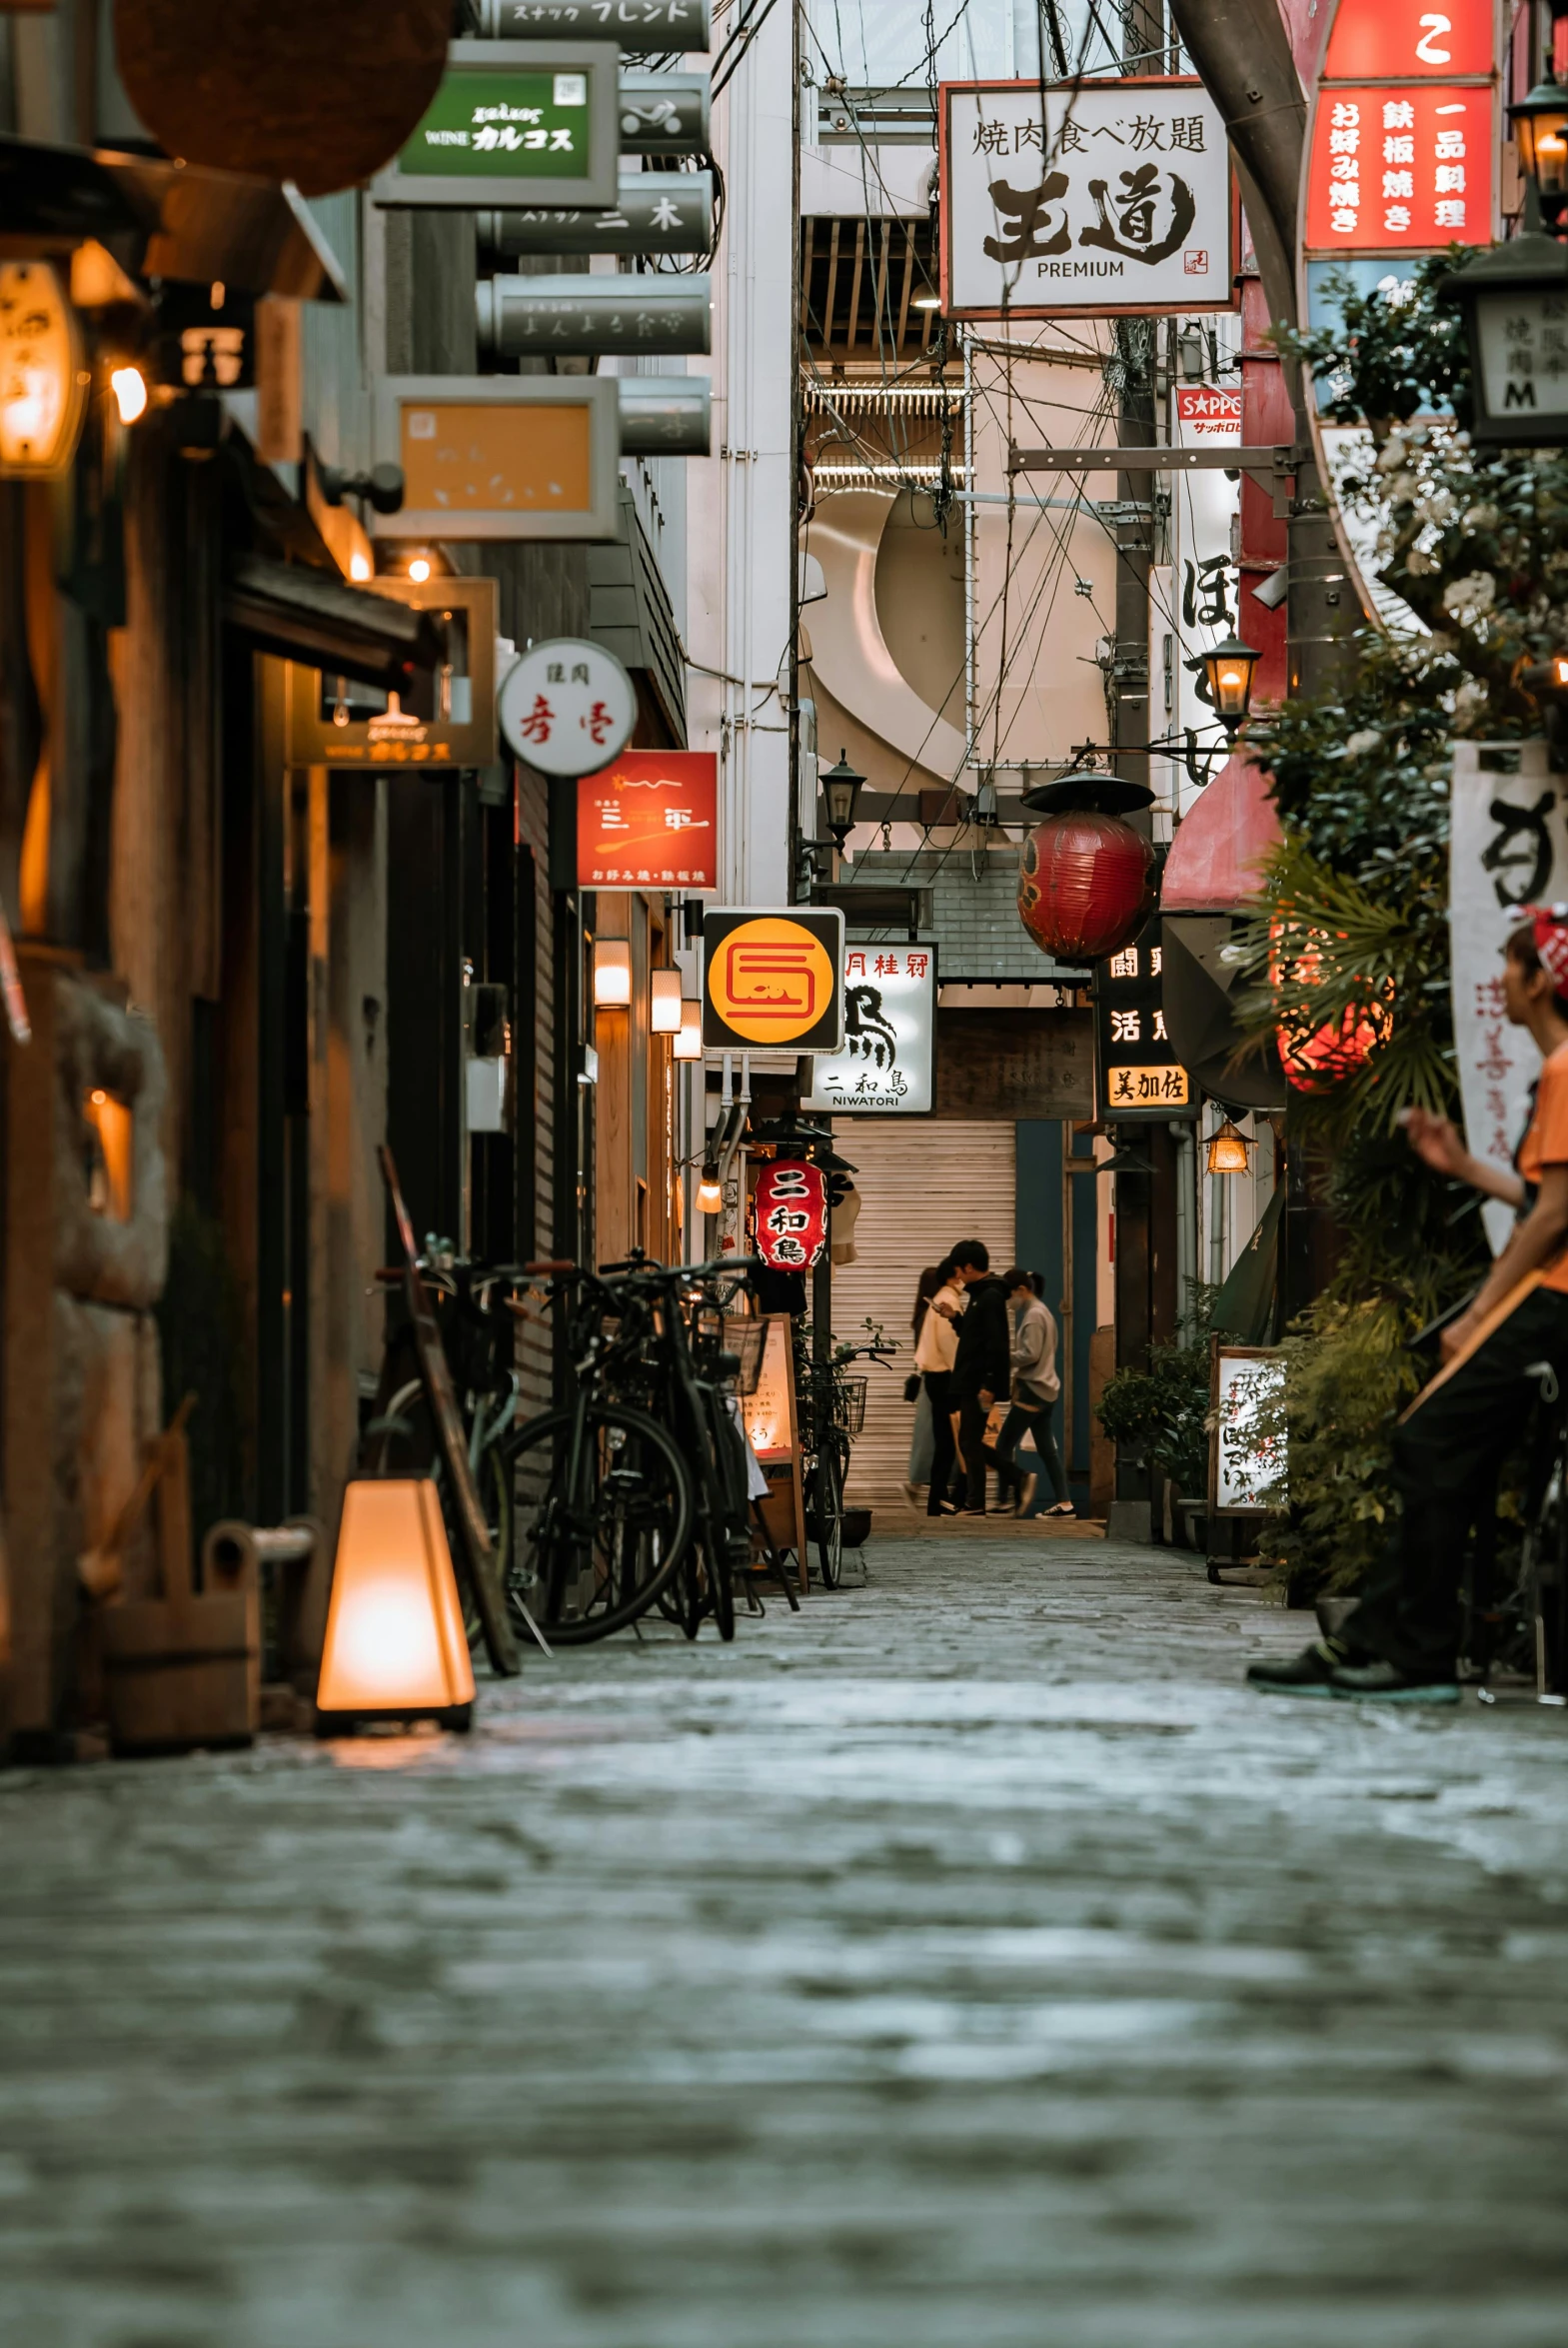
[
  {"left": 1345, "top": 729, "right": 1381, "bottom": 757},
  {"left": 1415, "top": 489, "right": 1457, "bottom": 526},
  {"left": 1441, "top": 571, "right": 1497, "bottom": 623},
  {"left": 1462, "top": 502, "right": 1500, "bottom": 530},
  {"left": 1405, "top": 548, "right": 1438, "bottom": 575},
  {"left": 1454, "top": 677, "right": 1487, "bottom": 722}
]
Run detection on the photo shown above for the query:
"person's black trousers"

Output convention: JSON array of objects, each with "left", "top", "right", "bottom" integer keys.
[
  {"left": 923, "top": 1369, "right": 956, "bottom": 1514},
  {"left": 994, "top": 1401, "right": 1069, "bottom": 1509},
  {"left": 956, "top": 1386, "right": 991, "bottom": 1512},
  {"left": 1355, "top": 1286, "right": 1568, "bottom": 1675}
]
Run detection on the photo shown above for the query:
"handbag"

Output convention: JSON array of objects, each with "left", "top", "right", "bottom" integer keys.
[{"left": 902, "top": 1372, "right": 921, "bottom": 1403}]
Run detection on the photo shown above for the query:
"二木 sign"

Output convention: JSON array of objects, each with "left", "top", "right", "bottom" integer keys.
[
  {"left": 803, "top": 945, "right": 934, "bottom": 1114},
  {"left": 577, "top": 752, "right": 718, "bottom": 890},
  {"left": 939, "top": 76, "right": 1233, "bottom": 319},
  {"left": 498, "top": 636, "right": 636, "bottom": 774}
]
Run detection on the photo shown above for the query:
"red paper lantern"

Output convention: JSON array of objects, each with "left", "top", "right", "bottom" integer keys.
[
  {"left": 754, "top": 1161, "right": 828, "bottom": 1271},
  {"left": 1270, "top": 921, "right": 1395, "bottom": 1091},
  {"left": 1017, "top": 809, "right": 1157, "bottom": 963}
]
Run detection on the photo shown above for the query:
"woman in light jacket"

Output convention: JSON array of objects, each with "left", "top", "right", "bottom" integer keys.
[{"left": 914, "top": 1256, "right": 964, "bottom": 1515}]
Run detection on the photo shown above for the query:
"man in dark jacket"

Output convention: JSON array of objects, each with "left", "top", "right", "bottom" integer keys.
[{"left": 948, "top": 1240, "right": 1011, "bottom": 1514}]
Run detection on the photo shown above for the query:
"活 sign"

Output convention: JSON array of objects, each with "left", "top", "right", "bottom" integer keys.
[
  {"left": 499, "top": 637, "right": 636, "bottom": 776},
  {"left": 803, "top": 945, "right": 934, "bottom": 1114},
  {"left": 702, "top": 908, "right": 844, "bottom": 1053},
  {"left": 939, "top": 77, "right": 1234, "bottom": 319},
  {"left": 1093, "top": 921, "right": 1195, "bottom": 1120}
]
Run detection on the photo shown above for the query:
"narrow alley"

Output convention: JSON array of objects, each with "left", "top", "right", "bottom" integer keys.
[{"left": 5, "top": 1538, "right": 1568, "bottom": 2348}]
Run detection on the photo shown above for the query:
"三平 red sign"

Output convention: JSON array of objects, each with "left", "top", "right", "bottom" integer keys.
[
  {"left": 754, "top": 1160, "right": 828, "bottom": 1272},
  {"left": 577, "top": 751, "right": 718, "bottom": 890}
]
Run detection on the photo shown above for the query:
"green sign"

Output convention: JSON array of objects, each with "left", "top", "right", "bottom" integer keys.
[
  {"left": 402, "top": 67, "right": 589, "bottom": 181},
  {"left": 371, "top": 41, "right": 619, "bottom": 212}
]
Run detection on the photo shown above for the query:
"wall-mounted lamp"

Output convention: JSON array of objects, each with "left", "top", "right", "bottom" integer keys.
[
  {"left": 651, "top": 968, "right": 683, "bottom": 1033},
  {"left": 1206, "top": 1118, "right": 1252, "bottom": 1174},
  {"left": 0, "top": 261, "right": 88, "bottom": 481},
  {"left": 593, "top": 938, "right": 632, "bottom": 1008},
  {"left": 110, "top": 365, "right": 148, "bottom": 425},
  {"left": 673, "top": 1000, "right": 703, "bottom": 1060},
  {"left": 1512, "top": 70, "right": 1568, "bottom": 224},
  {"left": 697, "top": 1163, "right": 724, "bottom": 1213},
  {"left": 1200, "top": 633, "right": 1261, "bottom": 736},
  {"left": 820, "top": 749, "right": 865, "bottom": 846}
]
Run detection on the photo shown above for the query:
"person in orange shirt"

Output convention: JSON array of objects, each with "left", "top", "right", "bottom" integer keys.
[{"left": 1250, "top": 905, "right": 1568, "bottom": 1701}]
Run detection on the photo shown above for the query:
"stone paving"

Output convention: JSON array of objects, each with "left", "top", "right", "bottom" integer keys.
[{"left": 5, "top": 1535, "right": 1568, "bottom": 2348}]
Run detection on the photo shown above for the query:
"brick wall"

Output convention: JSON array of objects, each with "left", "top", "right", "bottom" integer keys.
[{"left": 840, "top": 847, "right": 1075, "bottom": 983}]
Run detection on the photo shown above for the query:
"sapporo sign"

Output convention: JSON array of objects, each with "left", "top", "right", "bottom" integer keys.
[
  {"left": 702, "top": 908, "right": 845, "bottom": 1054},
  {"left": 803, "top": 944, "right": 934, "bottom": 1114},
  {"left": 372, "top": 43, "right": 620, "bottom": 211},
  {"left": 1092, "top": 921, "right": 1195, "bottom": 1121},
  {"left": 939, "top": 77, "right": 1234, "bottom": 319}
]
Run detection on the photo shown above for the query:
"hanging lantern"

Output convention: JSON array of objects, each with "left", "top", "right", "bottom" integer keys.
[
  {"left": 754, "top": 1159, "right": 828, "bottom": 1270},
  {"left": 1206, "top": 1118, "right": 1252, "bottom": 1174},
  {"left": 315, "top": 1479, "right": 476, "bottom": 1732},
  {"left": 1270, "top": 920, "right": 1394, "bottom": 1091},
  {"left": 0, "top": 262, "right": 87, "bottom": 482},
  {"left": 1016, "top": 769, "right": 1157, "bottom": 964}
]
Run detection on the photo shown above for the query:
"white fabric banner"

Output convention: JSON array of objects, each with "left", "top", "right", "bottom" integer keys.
[{"left": 1450, "top": 740, "right": 1568, "bottom": 1252}]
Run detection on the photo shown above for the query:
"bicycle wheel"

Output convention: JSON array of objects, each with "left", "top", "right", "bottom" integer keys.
[
  {"left": 811, "top": 1440, "right": 845, "bottom": 1589},
  {"left": 501, "top": 1403, "right": 693, "bottom": 1643}
]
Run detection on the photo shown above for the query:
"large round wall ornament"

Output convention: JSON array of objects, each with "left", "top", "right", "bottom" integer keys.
[
  {"left": 113, "top": 0, "right": 452, "bottom": 196},
  {"left": 1016, "top": 770, "right": 1157, "bottom": 964},
  {"left": 497, "top": 638, "right": 637, "bottom": 777}
]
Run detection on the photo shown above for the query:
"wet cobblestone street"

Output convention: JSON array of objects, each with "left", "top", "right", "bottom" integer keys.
[{"left": 5, "top": 1535, "right": 1568, "bottom": 2347}]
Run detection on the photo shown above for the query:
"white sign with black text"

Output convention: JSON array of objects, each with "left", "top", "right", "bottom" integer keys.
[
  {"left": 803, "top": 945, "right": 934, "bottom": 1114},
  {"left": 939, "top": 77, "right": 1234, "bottom": 319}
]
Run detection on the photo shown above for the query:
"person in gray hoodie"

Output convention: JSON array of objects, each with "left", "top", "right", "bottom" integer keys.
[{"left": 992, "top": 1268, "right": 1074, "bottom": 1518}]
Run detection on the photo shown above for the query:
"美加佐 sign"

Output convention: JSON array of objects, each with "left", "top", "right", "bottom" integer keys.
[{"left": 939, "top": 77, "right": 1234, "bottom": 319}]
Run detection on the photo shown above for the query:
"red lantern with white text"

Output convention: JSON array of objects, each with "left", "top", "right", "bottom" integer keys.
[
  {"left": 1017, "top": 770, "right": 1157, "bottom": 964},
  {"left": 754, "top": 1160, "right": 828, "bottom": 1270}
]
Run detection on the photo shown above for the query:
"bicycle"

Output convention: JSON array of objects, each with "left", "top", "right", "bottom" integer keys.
[{"left": 795, "top": 1334, "right": 895, "bottom": 1588}]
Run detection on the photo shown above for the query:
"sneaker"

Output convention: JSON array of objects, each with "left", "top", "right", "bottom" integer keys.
[
  {"left": 1246, "top": 1641, "right": 1344, "bottom": 1698},
  {"left": 1329, "top": 1658, "right": 1460, "bottom": 1705},
  {"left": 925, "top": 1499, "right": 958, "bottom": 1517},
  {"left": 1043, "top": 1500, "right": 1076, "bottom": 1518},
  {"left": 1014, "top": 1472, "right": 1038, "bottom": 1517}
]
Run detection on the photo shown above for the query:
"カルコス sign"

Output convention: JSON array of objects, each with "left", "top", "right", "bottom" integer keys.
[{"left": 754, "top": 1161, "right": 828, "bottom": 1271}]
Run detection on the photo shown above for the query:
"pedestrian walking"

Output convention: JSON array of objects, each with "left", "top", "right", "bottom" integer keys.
[
  {"left": 914, "top": 1254, "right": 965, "bottom": 1516},
  {"left": 905, "top": 1264, "right": 946, "bottom": 1495},
  {"left": 947, "top": 1240, "right": 1011, "bottom": 1515},
  {"left": 1250, "top": 907, "right": 1568, "bottom": 1701},
  {"left": 992, "top": 1268, "right": 1074, "bottom": 1517}
]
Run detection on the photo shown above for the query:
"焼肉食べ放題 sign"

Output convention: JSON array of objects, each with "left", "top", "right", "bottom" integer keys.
[
  {"left": 702, "top": 908, "right": 844, "bottom": 1053},
  {"left": 803, "top": 946, "right": 934, "bottom": 1113},
  {"left": 577, "top": 752, "right": 718, "bottom": 890},
  {"left": 939, "top": 77, "right": 1233, "bottom": 318}
]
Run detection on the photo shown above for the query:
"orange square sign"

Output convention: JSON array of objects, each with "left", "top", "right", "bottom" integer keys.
[{"left": 577, "top": 752, "right": 719, "bottom": 890}]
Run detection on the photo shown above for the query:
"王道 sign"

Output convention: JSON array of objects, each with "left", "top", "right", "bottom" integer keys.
[{"left": 939, "top": 77, "right": 1234, "bottom": 319}]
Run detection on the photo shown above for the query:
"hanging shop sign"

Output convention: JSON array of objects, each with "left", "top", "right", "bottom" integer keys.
[
  {"left": 371, "top": 42, "right": 621, "bottom": 210},
  {"left": 578, "top": 751, "right": 718, "bottom": 890},
  {"left": 702, "top": 907, "right": 845, "bottom": 1053},
  {"left": 754, "top": 1161, "right": 829, "bottom": 1272},
  {"left": 373, "top": 375, "right": 620, "bottom": 541},
  {"left": 803, "top": 944, "right": 934, "bottom": 1115},
  {"left": 938, "top": 76, "right": 1234, "bottom": 320},
  {"left": 1149, "top": 383, "right": 1242, "bottom": 822},
  {"left": 499, "top": 636, "right": 637, "bottom": 775},
  {"left": 1093, "top": 919, "right": 1196, "bottom": 1120},
  {"left": 477, "top": 170, "right": 714, "bottom": 257},
  {"left": 618, "top": 71, "right": 711, "bottom": 157},
  {"left": 616, "top": 375, "right": 712, "bottom": 456},
  {"left": 1209, "top": 1342, "right": 1286, "bottom": 1516},
  {"left": 476, "top": 272, "right": 712, "bottom": 359},
  {"left": 478, "top": 0, "right": 713, "bottom": 50},
  {"left": 285, "top": 574, "right": 500, "bottom": 769},
  {"left": 1450, "top": 740, "right": 1568, "bottom": 1255}
]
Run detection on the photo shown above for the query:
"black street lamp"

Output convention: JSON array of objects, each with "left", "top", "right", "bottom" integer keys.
[
  {"left": 1511, "top": 71, "right": 1568, "bottom": 227},
  {"left": 819, "top": 749, "right": 865, "bottom": 847},
  {"left": 1199, "top": 633, "right": 1261, "bottom": 735},
  {"left": 1442, "top": 224, "right": 1568, "bottom": 447}
]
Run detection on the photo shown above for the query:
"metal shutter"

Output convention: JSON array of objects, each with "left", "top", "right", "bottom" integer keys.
[{"left": 829, "top": 1121, "right": 1016, "bottom": 1502}]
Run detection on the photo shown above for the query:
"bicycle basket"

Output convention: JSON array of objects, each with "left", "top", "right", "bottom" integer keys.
[
  {"left": 723, "top": 1315, "right": 768, "bottom": 1395},
  {"left": 833, "top": 1375, "right": 867, "bottom": 1436}
]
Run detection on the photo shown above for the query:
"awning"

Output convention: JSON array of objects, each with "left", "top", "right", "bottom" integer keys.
[
  {"left": 224, "top": 555, "right": 442, "bottom": 691},
  {"left": 1161, "top": 747, "right": 1282, "bottom": 913},
  {"left": 0, "top": 135, "right": 346, "bottom": 302}
]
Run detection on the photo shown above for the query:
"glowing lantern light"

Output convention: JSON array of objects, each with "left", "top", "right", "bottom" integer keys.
[
  {"left": 1017, "top": 768, "right": 1157, "bottom": 964},
  {"left": 1270, "top": 920, "right": 1394, "bottom": 1091},
  {"left": 1206, "top": 1118, "right": 1251, "bottom": 1174},
  {"left": 0, "top": 262, "right": 88, "bottom": 481},
  {"left": 673, "top": 1000, "right": 703, "bottom": 1059},
  {"left": 593, "top": 937, "right": 632, "bottom": 1007},
  {"left": 315, "top": 1478, "right": 475, "bottom": 1731},
  {"left": 651, "top": 968, "right": 683, "bottom": 1033}
]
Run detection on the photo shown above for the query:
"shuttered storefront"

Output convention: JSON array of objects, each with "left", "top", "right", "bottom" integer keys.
[{"left": 829, "top": 1121, "right": 1016, "bottom": 1502}]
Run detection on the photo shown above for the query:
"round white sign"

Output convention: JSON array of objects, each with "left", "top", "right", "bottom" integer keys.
[{"left": 497, "top": 637, "right": 637, "bottom": 777}]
